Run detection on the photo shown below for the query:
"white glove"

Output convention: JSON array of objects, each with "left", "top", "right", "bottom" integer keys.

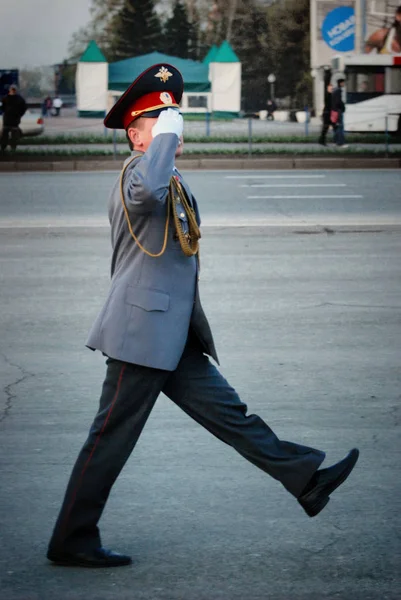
[{"left": 152, "top": 108, "right": 183, "bottom": 139}]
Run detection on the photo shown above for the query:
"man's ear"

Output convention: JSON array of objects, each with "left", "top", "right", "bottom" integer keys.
[{"left": 127, "top": 127, "right": 141, "bottom": 148}]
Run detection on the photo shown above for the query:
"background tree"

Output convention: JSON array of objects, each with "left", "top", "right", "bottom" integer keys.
[
  {"left": 228, "top": 0, "right": 270, "bottom": 112},
  {"left": 19, "top": 69, "right": 44, "bottom": 99},
  {"left": 67, "top": 0, "right": 124, "bottom": 60},
  {"left": 56, "top": 61, "right": 77, "bottom": 95},
  {"left": 264, "top": 0, "right": 312, "bottom": 108},
  {"left": 163, "top": 1, "right": 192, "bottom": 58},
  {"left": 223, "top": 0, "right": 312, "bottom": 111},
  {"left": 108, "top": 0, "right": 163, "bottom": 61}
]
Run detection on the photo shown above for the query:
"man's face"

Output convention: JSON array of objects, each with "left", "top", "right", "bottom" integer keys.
[
  {"left": 9, "top": 87, "right": 16, "bottom": 95},
  {"left": 395, "top": 11, "right": 401, "bottom": 23},
  {"left": 327, "top": 84, "right": 333, "bottom": 93},
  {"left": 128, "top": 114, "right": 184, "bottom": 157}
]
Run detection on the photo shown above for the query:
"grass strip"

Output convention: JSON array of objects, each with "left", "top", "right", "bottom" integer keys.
[
  {"left": 10, "top": 147, "right": 401, "bottom": 157},
  {"left": 19, "top": 134, "right": 400, "bottom": 146}
]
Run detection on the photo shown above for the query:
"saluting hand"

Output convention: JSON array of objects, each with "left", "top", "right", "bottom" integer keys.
[{"left": 152, "top": 108, "right": 184, "bottom": 139}]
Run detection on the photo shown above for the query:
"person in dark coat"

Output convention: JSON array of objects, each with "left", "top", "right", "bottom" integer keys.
[
  {"left": 267, "top": 99, "right": 277, "bottom": 120},
  {"left": 318, "top": 83, "right": 335, "bottom": 146},
  {"left": 0, "top": 85, "right": 26, "bottom": 152},
  {"left": 332, "top": 78, "right": 348, "bottom": 148},
  {"left": 46, "top": 63, "right": 359, "bottom": 569}
]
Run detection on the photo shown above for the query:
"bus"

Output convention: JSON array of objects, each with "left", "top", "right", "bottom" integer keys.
[{"left": 331, "top": 54, "right": 401, "bottom": 133}]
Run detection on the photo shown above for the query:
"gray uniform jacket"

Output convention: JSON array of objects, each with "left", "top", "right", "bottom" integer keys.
[{"left": 86, "top": 133, "right": 218, "bottom": 371}]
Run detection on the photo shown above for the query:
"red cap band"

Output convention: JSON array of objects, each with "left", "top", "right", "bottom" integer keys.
[{"left": 123, "top": 90, "right": 179, "bottom": 129}]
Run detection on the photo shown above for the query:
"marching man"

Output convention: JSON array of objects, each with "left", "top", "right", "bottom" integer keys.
[{"left": 47, "top": 64, "right": 359, "bottom": 568}]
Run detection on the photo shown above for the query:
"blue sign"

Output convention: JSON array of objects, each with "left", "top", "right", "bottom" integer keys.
[{"left": 322, "top": 6, "right": 355, "bottom": 52}]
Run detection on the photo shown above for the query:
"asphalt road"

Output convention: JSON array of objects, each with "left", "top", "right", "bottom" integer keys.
[
  {"left": 0, "top": 170, "right": 400, "bottom": 600},
  {"left": 17, "top": 142, "right": 401, "bottom": 154}
]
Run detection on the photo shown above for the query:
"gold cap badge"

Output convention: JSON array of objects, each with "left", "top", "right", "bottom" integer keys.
[{"left": 155, "top": 66, "right": 173, "bottom": 83}]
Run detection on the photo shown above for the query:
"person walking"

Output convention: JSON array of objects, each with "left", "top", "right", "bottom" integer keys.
[
  {"left": 52, "top": 95, "right": 63, "bottom": 116},
  {"left": 332, "top": 78, "right": 348, "bottom": 149},
  {"left": 266, "top": 99, "right": 277, "bottom": 120},
  {"left": 318, "top": 83, "right": 335, "bottom": 146},
  {"left": 0, "top": 84, "right": 26, "bottom": 152},
  {"left": 46, "top": 63, "right": 359, "bottom": 569},
  {"left": 42, "top": 95, "right": 52, "bottom": 117}
]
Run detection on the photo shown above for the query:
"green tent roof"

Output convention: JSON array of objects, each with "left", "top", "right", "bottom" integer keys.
[
  {"left": 203, "top": 45, "right": 218, "bottom": 65},
  {"left": 79, "top": 40, "right": 107, "bottom": 63},
  {"left": 108, "top": 51, "right": 210, "bottom": 92},
  {"left": 214, "top": 41, "right": 240, "bottom": 63}
]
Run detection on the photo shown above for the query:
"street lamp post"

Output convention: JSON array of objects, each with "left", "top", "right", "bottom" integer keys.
[{"left": 267, "top": 73, "right": 276, "bottom": 100}]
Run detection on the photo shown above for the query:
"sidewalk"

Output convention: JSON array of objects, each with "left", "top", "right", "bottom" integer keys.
[{"left": 16, "top": 142, "right": 401, "bottom": 154}]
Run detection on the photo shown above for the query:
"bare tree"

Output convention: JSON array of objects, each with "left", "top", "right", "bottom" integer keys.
[{"left": 226, "top": 0, "right": 239, "bottom": 42}]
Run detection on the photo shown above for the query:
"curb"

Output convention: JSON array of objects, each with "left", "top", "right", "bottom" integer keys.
[{"left": 0, "top": 157, "right": 400, "bottom": 172}]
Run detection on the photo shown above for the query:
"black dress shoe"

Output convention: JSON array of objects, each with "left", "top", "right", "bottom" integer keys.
[
  {"left": 47, "top": 547, "right": 132, "bottom": 568},
  {"left": 298, "top": 448, "right": 359, "bottom": 517}
]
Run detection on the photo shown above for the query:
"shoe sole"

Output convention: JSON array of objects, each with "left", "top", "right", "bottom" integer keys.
[
  {"left": 48, "top": 556, "right": 132, "bottom": 568},
  {"left": 300, "top": 448, "right": 359, "bottom": 518},
  {"left": 300, "top": 493, "right": 330, "bottom": 518}
]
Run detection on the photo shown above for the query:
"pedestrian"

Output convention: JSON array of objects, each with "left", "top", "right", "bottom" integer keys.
[
  {"left": 332, "top": 78, "right": 348, "bottom": 149},
  {"left": 0, "top": 84, "right": 26, "bottom": 153},
  {"left": 43, "top": 95, "right": 52, "bottom": 117},
  {"left": 52, "top": 95, "right": 63, "bottom": 116},
  {"left": 47, "top": 63, "right": 359, "bottom": 569},
  {"left": 266, "top": 98, "right": 277, "bottom": 120},
  {"left": 318, "top": 83, "right": 335, "bottom": 146}
]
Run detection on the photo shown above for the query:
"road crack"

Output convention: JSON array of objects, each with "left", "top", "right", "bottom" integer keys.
[{"left": 0, "top": 352, "right": 35, "bottom": 424}]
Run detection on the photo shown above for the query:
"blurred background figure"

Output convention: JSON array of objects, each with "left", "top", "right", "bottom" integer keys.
[
  {"left": 0, "top": 84, "right": 26, "bottom": 153},
  {"left": 266, "top": 98, "right": 277, "bottom": 120},
  {"left": 52, "top": 95, "right": 63, "bottom": 116},
  {"left": 332, "top": 79, "right": 348, "bottom": 149},
  {"left": 318, "top": 83, "right": 335, "bottom": 146},
  {"left": 42, "top": 95, "right": 52, "bottom": 117}
]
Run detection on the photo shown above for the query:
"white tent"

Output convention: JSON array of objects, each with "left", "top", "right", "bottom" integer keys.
[
  {"left": 76, "top": 41, "right": 108, "bottom": 117},
  {"left": 206, "top": 41, "right": 241, "bottom": 115}
]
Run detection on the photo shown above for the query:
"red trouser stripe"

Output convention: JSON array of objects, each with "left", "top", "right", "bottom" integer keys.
[{"left": 60, "top": 363, "right": 127, "bottom": 538}]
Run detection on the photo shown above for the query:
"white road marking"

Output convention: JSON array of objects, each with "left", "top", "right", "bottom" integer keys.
[
  {"left": 241, "top": 184, "right": 347, "bottom": 188},
  {"left": 247, "top": 195, "right": 363, "bottom": 199},
  {"left": 226, "top": 174, "right": 326, "bottom": 179},
  {"left": 0, "top": 218, "right": 109, "bottom": 228}
]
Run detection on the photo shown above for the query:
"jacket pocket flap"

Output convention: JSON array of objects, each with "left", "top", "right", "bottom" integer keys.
[{"left": 125, "top": 286, "right": 170, "bottom": 312}]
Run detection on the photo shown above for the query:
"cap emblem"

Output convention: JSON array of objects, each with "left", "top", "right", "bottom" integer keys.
[
  {"left": 160, "top": 92, "right": 173, "bottom": 104},
  {"left": 155, "top": 66, "right": 173, "bottom": 83}
]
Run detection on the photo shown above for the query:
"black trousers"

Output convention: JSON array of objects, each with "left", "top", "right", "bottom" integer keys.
[
  {"left": 319, "top": 116, "right": 337, "bottom": 145},
  {"left": 48, "top": 333, "right": 325, "bottom": 554},
  {"left": 1, "top": 126, "right": 21, "bottom": 151}
]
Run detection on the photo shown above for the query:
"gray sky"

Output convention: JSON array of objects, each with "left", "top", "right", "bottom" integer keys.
[{"left": 0, "top": 0, "right": 91, "bottom": 69}]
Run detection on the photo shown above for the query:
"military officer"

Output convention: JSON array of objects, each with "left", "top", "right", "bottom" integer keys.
[{"left": 47, "top": 64, "right": 359, "bottom": 568}]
